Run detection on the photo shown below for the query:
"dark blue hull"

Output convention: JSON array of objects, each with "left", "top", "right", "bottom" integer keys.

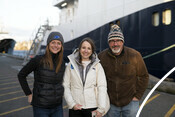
[{"left": 64, "top": 1, "right": 175, "bottom": 79}]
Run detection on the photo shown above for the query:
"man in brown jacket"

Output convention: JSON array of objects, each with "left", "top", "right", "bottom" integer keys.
[{"left": 98, "top": 24, "right": 149, "bottom": 117}]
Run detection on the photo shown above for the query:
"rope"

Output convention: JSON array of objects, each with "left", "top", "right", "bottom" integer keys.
[{"left": 143, "top": 44, "right": 175, "bottom": 59}]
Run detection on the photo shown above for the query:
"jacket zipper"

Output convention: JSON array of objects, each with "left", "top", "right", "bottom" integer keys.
[
  {"left": 83, "top": 86, "right": 86, "bottom": 108},
  {"left": 115, "top": 58, "right": 119, "bottom": 104}
]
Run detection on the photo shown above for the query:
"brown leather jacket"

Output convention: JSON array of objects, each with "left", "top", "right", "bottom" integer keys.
[{"left": 98, "top": 46, "right": 149, "bottom": 107}]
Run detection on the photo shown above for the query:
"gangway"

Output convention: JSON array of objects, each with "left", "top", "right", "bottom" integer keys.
[{"left": 22, "top": 20, "right": 52, "bottom": 65}]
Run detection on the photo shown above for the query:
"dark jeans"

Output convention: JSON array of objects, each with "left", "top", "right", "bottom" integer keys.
[
  {"left": 69, "top": 108, "right": 97, "bottom": 117},
  {"left": 33, "top": 105, "right": 63, "bottom": 117}
]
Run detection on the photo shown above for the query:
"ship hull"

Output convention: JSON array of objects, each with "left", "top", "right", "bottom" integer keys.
[{"left": 63, "top": 1, "right": 175, "bottom": 79}]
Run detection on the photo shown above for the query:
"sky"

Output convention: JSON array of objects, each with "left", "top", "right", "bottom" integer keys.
[{"left": 0, "top": 0, "right": 60, "bottom": 42}]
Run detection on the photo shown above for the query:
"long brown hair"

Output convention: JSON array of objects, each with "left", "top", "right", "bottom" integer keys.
[
  {"left": 78, "top": 37, "right": 96, "bottom": 63},
  {"left": 41, "top": 45, "right": 63, "bottom": 73}
]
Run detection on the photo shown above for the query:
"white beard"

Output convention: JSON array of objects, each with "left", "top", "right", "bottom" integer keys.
[{"left": 112, "top": 48, "right": 121, "bottom": 54}]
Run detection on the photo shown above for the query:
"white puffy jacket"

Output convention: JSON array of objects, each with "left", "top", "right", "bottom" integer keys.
[{"left": 63, "top": 50, "right": 108, "bottom": 114}]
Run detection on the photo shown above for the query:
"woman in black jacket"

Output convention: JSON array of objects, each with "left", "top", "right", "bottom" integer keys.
[{"left": 18, "top": 31, "right": 65, "bottom": 117}]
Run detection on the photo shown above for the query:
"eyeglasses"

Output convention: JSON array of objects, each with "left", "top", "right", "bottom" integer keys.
[{"left": 109, "top": 40, "right": 122, "bottom": 44}]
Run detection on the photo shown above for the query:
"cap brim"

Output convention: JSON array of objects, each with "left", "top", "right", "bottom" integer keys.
[{"left": 108, "top": 38, "right": 124, "bottom": 42}]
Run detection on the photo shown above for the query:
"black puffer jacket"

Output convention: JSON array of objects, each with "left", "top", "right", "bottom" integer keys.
[{"left": 18, "top": 55, "right": 65, "bottom": 108}]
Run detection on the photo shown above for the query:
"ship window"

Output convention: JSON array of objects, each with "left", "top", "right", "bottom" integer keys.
[
  {"left": 162, "top": 9, "right": 171, "bottom": 25},
  {"left": 116, "top": 20, "right": 120, "bottom": 26},
  {"left": 152, "top": 12, "right": 159, "bottom": 26},
  {"left": 109, "top": 22, "right": 114, "bottom": 27},
  {"left": 109, "top": 22, "right": 114, "bottom": 30},
  {"left": 71, "top": 30, "right": 74, "bottom": 38}
]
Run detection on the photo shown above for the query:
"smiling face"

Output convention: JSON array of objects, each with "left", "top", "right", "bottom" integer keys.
[
  {"left": 80, "top": 41, "right": 92, "bottom": 61},
  {"left": 109, "top": 39, "right": 124, "bottom": 55},
  {"left": 49, "top": 40, "right": 62, "bottom": 54}
]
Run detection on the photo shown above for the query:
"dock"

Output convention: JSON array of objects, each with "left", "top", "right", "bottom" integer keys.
[{"left": 0, "top": 54, "right": 175, "bottom": 117}]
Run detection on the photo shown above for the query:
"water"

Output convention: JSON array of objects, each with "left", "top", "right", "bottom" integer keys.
[{"left": 13, "top": 50, "right": 28, "bottom": 58}]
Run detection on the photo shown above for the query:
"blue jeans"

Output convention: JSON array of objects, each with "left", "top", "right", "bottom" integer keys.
[
  {"left": 33, "top": 105, "right": 63, "bottom": 117},
  {"left": 105, "top": 100, "right": 139, "bottom": 117}
]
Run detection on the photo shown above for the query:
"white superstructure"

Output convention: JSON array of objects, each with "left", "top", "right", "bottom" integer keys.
[{"left": 40, "top": 0, "right": 171, "bottom": 45}]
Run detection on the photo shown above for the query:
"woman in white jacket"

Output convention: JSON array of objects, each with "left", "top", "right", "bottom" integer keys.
[{"left": 63, "top": 38, "right": 109, "bottom": 117}]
